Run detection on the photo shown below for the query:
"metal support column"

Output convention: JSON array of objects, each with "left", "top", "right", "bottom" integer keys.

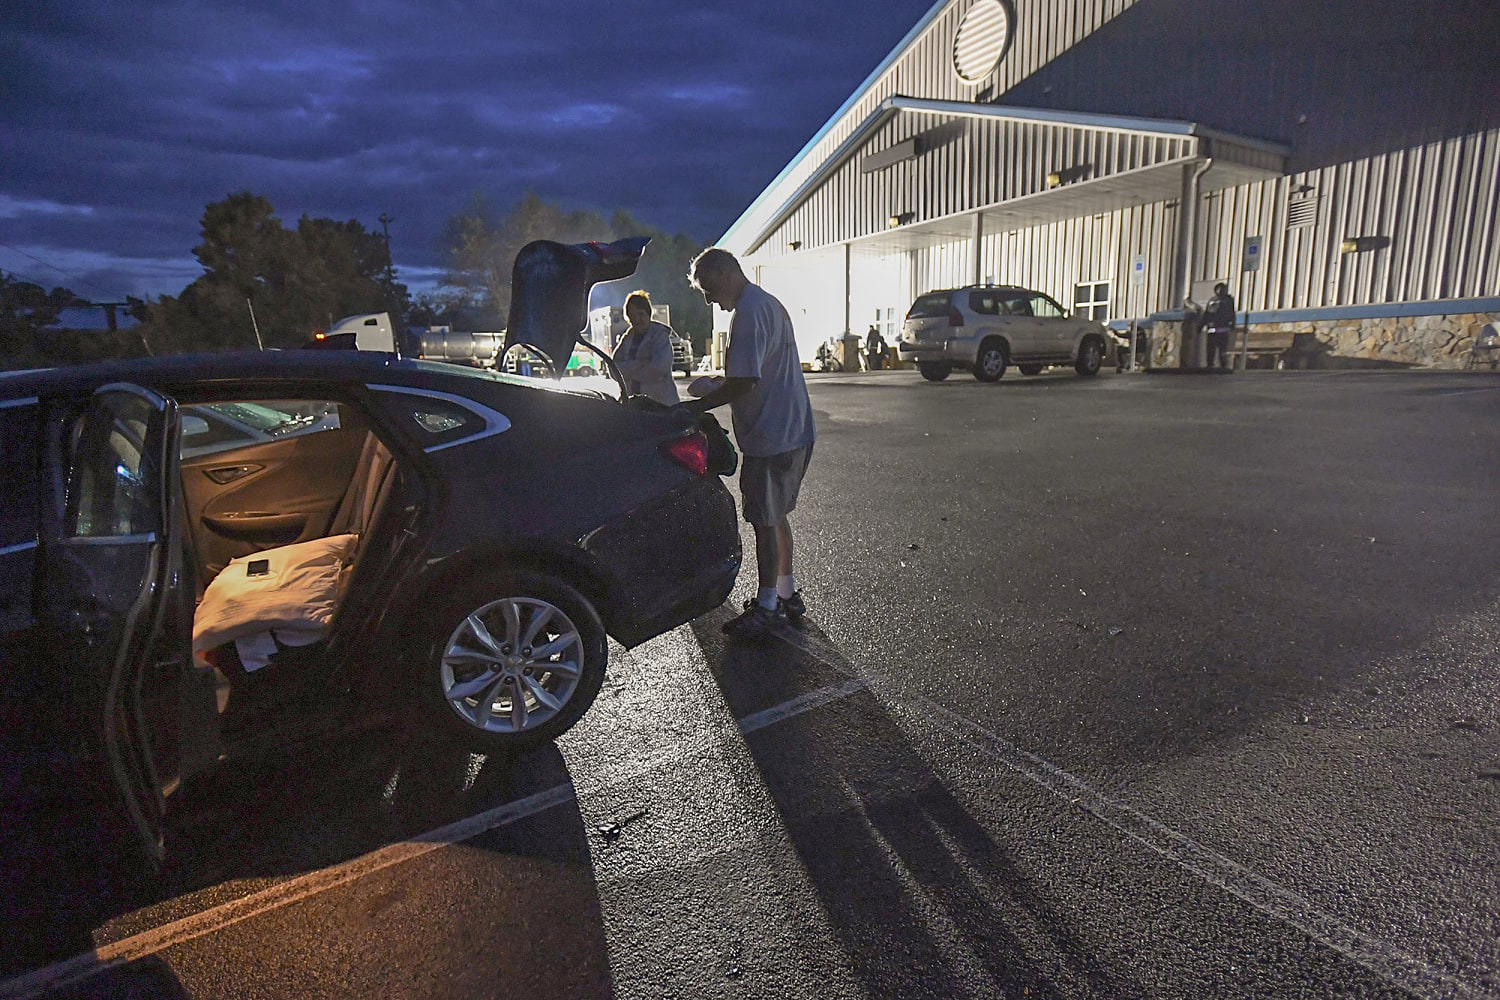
[
  {"left": 843, "top": 242, "right": 852, "bottom": 339},
  {"left": 971, "top": 212, "right": 984, "bottom": 286},
  {"left": 1173, "top": 157, "right": 1213, "bottom": 368}
]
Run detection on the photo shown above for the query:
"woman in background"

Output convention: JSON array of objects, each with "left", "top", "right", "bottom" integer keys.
[{"left": 614, "top": 289, "right": 680, "bottom": 404}]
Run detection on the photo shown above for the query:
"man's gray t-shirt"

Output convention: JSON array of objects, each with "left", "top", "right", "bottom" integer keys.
[{"left": 725, "top": 283, "right": 816, "bottom": 457}]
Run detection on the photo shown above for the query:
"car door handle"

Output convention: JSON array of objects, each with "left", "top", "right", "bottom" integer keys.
[
  {"left": 203, "top": 464, "right": 263, "bottom": 485},
  {"left": 202, "top": 512, "right": 307, "bottom": 536}
]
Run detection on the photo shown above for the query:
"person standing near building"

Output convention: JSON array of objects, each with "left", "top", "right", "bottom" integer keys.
[
  {"left": 614, "top": 290, "right": 679, "bottom": 404},
  {"left": 682, "top": 248, "right": 817, "bottom": 641},
  {"left": 1204, "top": 281, "right": 1237, "bottom": 372},
  {"left": 865, "top": 323, "right": 887, "bottom": 371}
]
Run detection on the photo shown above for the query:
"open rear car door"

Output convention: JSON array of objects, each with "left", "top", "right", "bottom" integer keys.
[{"left": 40, "top": 382, "right": 191, "bottom": 870}]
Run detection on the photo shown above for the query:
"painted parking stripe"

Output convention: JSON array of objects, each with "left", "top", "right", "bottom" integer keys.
[
  {"left": 913, "top": 698, "right": 1483, "bottom": 1000},
  {"left": 0, "top": 679, "right": 869, "bottom": 1000},
  {"left": 770, "top": 627, "right": 1483, "bottom": 1000},
  {"left": 737, "top": 677, "right": 867, "bottom": 734}
]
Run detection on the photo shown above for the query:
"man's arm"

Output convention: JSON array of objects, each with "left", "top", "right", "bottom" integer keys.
[{"left": 680, "top": 376, "right": 756, "bottom": 414}]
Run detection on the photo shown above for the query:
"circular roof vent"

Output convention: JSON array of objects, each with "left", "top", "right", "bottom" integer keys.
[{"left": 952, "top": 0, "right": 1015, "bottom": 84}]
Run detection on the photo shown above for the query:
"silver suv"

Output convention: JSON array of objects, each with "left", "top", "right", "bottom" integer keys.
[
  {"left": 897, "top": 285, "right": 1109, "bottom": 382},
  {"left": 667, "top": 327, "right": 694, "bottom": 375}
]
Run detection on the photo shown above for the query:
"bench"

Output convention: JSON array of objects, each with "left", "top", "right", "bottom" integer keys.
[{"left": 1226, "top": 330, "right": 1321, "bottom": 369}]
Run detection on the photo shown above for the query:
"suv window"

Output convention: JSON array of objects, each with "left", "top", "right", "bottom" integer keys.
[
  {"left": 1030, "top": 295, "right": 1067, "bottom": 318},
  {"left": 968, "top": 291, "right": 1001, "bottom": 315},
  {"left": 906, "top": 293, "right": 953, "bottom": 319},
  {"left": 998, "top": 293, "right": 1032, "bottom": 316}
]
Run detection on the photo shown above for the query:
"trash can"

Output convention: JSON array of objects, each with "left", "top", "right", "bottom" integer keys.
[{"left": 841, "top": 333, "right": 863, "bottom": 372}]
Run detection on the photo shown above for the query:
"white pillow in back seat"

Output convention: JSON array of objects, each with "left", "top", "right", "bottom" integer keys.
[{"left": 192, "top": 533, "right": 358, "bottom": 654}]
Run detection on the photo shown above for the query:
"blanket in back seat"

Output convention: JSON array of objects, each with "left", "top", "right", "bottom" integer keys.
[{"left": 193, "top": 534, "right": 358, "bottom": 667}]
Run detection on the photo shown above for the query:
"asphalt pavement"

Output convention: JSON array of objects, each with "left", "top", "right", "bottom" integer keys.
[{"left": 3, "top": 367, "right": 1497, "bottom": 1000}]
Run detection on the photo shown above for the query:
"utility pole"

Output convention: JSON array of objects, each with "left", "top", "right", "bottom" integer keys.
[
  {"left": 245, "top": 297, "right": 264, "bottom": 351},
  {"left": 378, "top": 213, "right": 395, "bottom": 288}
]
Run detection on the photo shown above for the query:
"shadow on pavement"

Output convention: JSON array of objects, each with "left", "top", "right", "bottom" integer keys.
[
  {"left": 689, "top": 612, "right": 1119, "bottom": 999},
  {"left": 2, "top": 722, "right": 616, "bottom": 999}
]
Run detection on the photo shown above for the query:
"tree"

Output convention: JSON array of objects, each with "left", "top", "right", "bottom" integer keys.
[
  {"left": 0, "top": 271, "right": 85, "bottom": 368},
  {"left": 136, "top": 192, "right": 412, "bottom": 354}
]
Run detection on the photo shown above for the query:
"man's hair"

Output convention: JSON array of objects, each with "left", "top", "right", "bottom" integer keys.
[
  {"left": 1215, "top": 282, "right": 1228, "bottom": 294},
  {"left": 688, "top": 247, "right": 742, "bottom": 289},
  {"left": 624, "top": 289, "right": 652, "bottom": 315}
]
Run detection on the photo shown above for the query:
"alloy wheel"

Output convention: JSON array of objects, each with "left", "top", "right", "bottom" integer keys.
[{"left": 439, "top": 596, "right": 584, "bottom": 734}]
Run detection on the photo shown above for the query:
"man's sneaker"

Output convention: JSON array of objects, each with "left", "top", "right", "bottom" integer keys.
[
  {"left": 781, "top": 590, "right": 806, "bottom": 622},
  {"left": 722, "top": 601, "right": 787, "bottom": 641}
]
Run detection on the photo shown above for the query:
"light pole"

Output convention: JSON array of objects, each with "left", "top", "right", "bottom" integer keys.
[{"left": 378, "top": 213, "right": 395, "bottom": 288}]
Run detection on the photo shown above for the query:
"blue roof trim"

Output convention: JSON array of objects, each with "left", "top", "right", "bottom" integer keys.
[
  {"left": 1126, "top": 297, "right": 1500, "bottom": 328},
  {"left": 721, "top": 0, "right": 952, "bottom": 247}
]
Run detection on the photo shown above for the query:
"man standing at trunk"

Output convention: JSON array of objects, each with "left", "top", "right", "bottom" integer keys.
[{"left": 682, "top": 248, "right": 816, "bottom": 641}]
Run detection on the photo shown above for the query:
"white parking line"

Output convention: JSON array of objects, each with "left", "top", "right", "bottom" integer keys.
[
  {"left": 0, "top": 679, "right": 869, "bottom": 1000},
  {"left": 737, "top": 677, "right": 867, "bottom": 734},
  {"left": 5, "top": 628, "right": 1483, "bottom": 1000},
  {"left": 773, "top": 627, "right": 1484, "bottom": 1000},
  {"left": 917, "top": 700, "right": 1483, "bottom": 1000}
]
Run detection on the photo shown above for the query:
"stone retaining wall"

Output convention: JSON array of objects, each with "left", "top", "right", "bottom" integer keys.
[{"left": 1146, "top": 312, "right": 1499, "bottom": 370}]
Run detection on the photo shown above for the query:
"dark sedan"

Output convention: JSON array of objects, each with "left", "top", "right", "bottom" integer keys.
[{"left": 0, "top": 333, "right": 740, "bottom": 873}]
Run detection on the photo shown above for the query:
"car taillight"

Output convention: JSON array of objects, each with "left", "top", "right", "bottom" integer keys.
[
  {"left": 662, "top": 432, "right": 708, "bottom": 475},
  {"left": 948, "top": 307, "right": 964, "bottom": 327}
]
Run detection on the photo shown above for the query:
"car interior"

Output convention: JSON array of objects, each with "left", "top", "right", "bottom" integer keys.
[{"left": 177, "top": 396, "right": 401, "bottom": 718}]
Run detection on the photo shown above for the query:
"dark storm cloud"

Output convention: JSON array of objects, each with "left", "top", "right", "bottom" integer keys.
[{"left": 0, "top": 0, "right": 939, "bottom": 299}]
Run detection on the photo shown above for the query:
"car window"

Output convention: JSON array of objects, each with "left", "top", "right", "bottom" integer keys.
[
  {"left": 999, "top": 294, "right": 1032, "bottom": 316},
  {"left": 968, "top": 291, "right": 1000, "bottom": 315},
  {"left": 368, "top": 384, "right": 514, "bottom": 452},
  {"left": 1030, "top": 295, "right": 1067, "bottom": 318},
  {"left": 906, "top": 292, "right": 953, "bottom": 319},
  {"left": 0, "top": 402, "right": 40, "bottom": 632},
  {"left": 180, "top": 399, "right": 343, "bottom": 458},
  {"left": 376, "top": 390, "right": 484, "bottom": 446},
  {"left": 0, "top": 403, "right": 40, "bottom": 551},
  {"left": 66, "top": 392, "right": 160, "bottom": 539}
]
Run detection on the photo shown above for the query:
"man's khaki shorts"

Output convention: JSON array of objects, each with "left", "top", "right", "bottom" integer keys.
[{"left": 739, "top": 444, "right": 814, "bottom": 526}]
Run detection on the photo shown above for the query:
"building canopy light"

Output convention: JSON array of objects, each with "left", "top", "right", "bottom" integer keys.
[
  {"left": 787, "top": 240, "right": 802, "bottom": 251},
  {"left": 888, "top": 211, "right": 916, "bottom": 227},
  {"left": 1340, "top": 235, "right": 1391, "bottom": 253},
  {"left": 1046, "top": 163, "right": 1091, "bottom": 188}
]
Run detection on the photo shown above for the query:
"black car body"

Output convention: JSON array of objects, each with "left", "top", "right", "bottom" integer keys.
[{"left": 0, "top": 241, "right": 740, "bottom": 869}]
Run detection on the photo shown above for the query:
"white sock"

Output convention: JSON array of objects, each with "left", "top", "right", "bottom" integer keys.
[
  {"left": 776, "top": 574, "right": 797, "bottom": 599},
  {"left": 757, "top": 587, "right": 779, "bottom": 611}
]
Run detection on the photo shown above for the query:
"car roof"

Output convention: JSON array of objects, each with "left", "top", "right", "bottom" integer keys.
[
  {"left": 0, "top": 350, "right": 615, "bottom": 402},
  {"left": 912, "top": 285, "right": 1034, "bottom": 299},
  {"left": 0, "top": 350, "right": 391, "bottom": 395}
]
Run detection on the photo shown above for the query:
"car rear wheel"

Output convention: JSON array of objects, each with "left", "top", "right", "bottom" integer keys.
[
  {"left": 918, "top": 362, "right": 952, "bottom": 381},
  {"left": 974, "top": 340, "right": 1007, "bottom": 382},
  {"left": 417, "top": 570, "right": 607, "bottom": 751},
  {"left": 1074, "top": 337, "right": 1103, "bottom": 376},
  {"left": 1018, "top": 364, "right": 1043, "bottom": 376}
]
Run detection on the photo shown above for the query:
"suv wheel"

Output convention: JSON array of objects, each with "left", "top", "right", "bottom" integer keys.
[
  {"left": 918, "top": 362, "right": 952, "bottom": 382},
  {"left": 416, "top": 570, "right": 607, "bottom": 751},
  {"left": 974, "top": 339, "right": 1007, "bottom": 382},
  {"left": 1074, "top": 337, "right": 1103, "bottom": 376},
  {"left": 1018, "top": 364, "right": 1043, "bottom": 376}
]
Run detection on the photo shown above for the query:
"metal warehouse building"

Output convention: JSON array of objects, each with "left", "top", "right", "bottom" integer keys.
[{"left": 714, "top": 0, "right": 1500, "bottom": 371}]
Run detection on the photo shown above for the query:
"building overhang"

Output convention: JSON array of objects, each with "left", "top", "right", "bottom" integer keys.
[{"left": 739, "top": 96, "right": 1289, "bottom": 258}]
